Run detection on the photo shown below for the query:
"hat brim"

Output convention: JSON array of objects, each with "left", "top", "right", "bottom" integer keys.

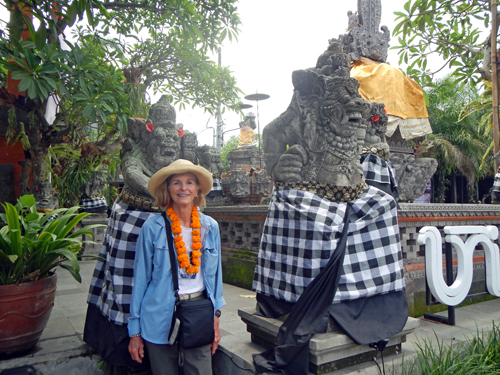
[{"left": 148, "top": 159, "right": 213, "bottom": 198}]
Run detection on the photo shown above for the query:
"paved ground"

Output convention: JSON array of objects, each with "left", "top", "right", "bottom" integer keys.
[{"left": 1, "top": 260, "right": 500, "bottom": 374}]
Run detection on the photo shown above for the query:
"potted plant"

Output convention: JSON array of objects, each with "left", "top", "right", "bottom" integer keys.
[{"left": 0, "top": 194, "right": 103, "bottom": 355}]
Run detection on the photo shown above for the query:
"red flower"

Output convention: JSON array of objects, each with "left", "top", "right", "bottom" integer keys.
[
  {"left": 177, "top": 129, "right": 185, "bottom": 138},
  {"left": 371, "top": 115, "right": 380, "bottom": 122},
  {"left": 36, "top": 187, "right": 39, "bottom": 191},
  {"left": 146, "top": 122, "right": 154, "bottom": 133}
]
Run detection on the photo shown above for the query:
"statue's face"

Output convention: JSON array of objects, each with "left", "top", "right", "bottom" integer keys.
[
  {"left": 230, "top": 169, "right": 250, "bottom": 197},
  {"left": 35, "top": 184, "right": 58, "bottom": 209},
  {"left": 321, "top": 77, "right": 369, "bottom": 139},
  {"left": 147, "top": 127, "right": 181, "bottom": 170}
]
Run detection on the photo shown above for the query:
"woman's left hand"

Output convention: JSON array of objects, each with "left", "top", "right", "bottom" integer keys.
[{"left": 210, "top": 315, "right": 221, "bottom": 355}]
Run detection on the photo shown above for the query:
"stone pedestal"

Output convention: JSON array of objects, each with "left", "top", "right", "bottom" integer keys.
[
  {"left": 227, "top": 146, "right": 263, "bottom": 170},
  {"left": 80, "top": 213, "right": 108, "bottom": 258},
  {"left": 239, "top": 307, "right": 420, "bottom": 374}
]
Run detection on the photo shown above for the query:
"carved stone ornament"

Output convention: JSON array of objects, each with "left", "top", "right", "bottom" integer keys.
[
  {"left": 34, "top": 181, "right": 59, "bottom": 211},
  {"left": 263, "top": 44, "right": 370, "bottom": 197},
  {"left": 364, "top": 101, "right": 389, "bottom": 151},
  {"left": 339, "top": 0, "right": 390, "bottom": 63},
  {"left": 197, "top": 145, "right": 223, "bottom": 175},
  {"left": 390, "top": 153, "right": 438, "bottom": 202},
  {"left": 229, "top": 168, "right": 251, "bottom": 198}
]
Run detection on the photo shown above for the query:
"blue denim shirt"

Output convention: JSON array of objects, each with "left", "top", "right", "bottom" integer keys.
[{"left": 127, "top": 210, "right": 225, "bottom": 344}]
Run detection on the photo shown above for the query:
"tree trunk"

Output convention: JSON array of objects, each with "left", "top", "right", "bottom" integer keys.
[{"left": 27, "top": 121, "right": 48, "bottom": 189}]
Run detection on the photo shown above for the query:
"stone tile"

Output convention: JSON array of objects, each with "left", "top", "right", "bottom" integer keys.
[{"left": 41, "top": 316, "right": 76, "bottom": 340}]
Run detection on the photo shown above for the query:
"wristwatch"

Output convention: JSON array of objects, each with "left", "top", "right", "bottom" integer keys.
[{"left": 215, "top": 309, "right": 222, "bottom": 318}]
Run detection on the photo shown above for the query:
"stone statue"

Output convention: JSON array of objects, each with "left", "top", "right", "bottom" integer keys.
[
  {"left": 181, "top": 129, "right": 198, "bottom": 164},
  {"left": 197, "top": 145, "right": 223, "bottom": 175},
  {"left": 229, "top": 168, "right": 251, "bottom": 197},
  {"left": 390, "top": 153, "right": 438, "bottom": 202},
  {"left": 120, "top": 95, "right": 181, "bottom": 208},
  {"left": 34, "top": 181, "right": 59, "bottom": 212},
  {"left": 492, "top": 167, "right": 500, "bottom": 204},
  {"left": 263, "top": 40, "right": 370, "bottom": 197},
  {"left": 252, "top": 42, "right": 408, "bottom": 372},
  {"left": 84, "top": 96, "right": 184, "bottom": 365},
  {"left": 197, "top": 145, "right": 224, "bottom": 199},
  {"left": 364, "top": 101, "right": 388, "bottom": 149},
  {"left": 340, "top": 0, "right": 390, "bottom": 63},
  {"left": 360, "top": 102, "right": 399, "bottom": 198},
  {"left": 80, "top": 173, "right": 108, "bottom": 213},
  {"left": 238, "top": 112, "right": 257, "bottom": 148}
]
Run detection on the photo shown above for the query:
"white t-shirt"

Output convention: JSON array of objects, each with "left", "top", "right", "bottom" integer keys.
[{"left": 177, "top": 226, "right": 205, "bottom": 295}]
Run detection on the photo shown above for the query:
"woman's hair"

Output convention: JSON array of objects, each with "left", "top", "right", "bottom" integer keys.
[{"left": 154, "top": 172, "right": 206, "bottom": 208}]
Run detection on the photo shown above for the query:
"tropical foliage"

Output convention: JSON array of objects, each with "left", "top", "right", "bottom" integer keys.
[
  {"left": 401, "top": 324, "right": 500, "bottom": 375},
  {"left": 0, "top": 194, "right": 103, "bottom": 285},
  {"left": 415, "top": 76, "right": 488, "bottom": 202},
  {"left": 0, "top": 0, "right": 242, "bottom": 196},
  {"left": 393, "top": 0, "right": 494, "bottom": 89}
]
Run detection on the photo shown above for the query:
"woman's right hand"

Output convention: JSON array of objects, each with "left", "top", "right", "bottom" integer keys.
[{"left": 128, "top": 336, "right": 145, "bottom": 363}]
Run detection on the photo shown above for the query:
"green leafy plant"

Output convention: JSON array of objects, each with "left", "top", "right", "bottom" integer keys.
[{"left": 0, "top": 194, "right": 103, "bottom": 285}]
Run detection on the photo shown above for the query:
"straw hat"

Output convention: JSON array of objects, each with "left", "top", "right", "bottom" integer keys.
[{"left": 147, "top": 159, "right": 213, "bottom": 197}]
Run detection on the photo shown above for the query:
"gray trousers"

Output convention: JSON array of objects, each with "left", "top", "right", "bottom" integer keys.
[{"left": 144, "top": 340, "right": 212, "bottom": 375}]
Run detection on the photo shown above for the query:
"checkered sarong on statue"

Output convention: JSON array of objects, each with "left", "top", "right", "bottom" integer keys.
[
  {"left": 253, "top": 185, "right": 405, "bottom": 304},
  {"left": 360, "top": 153, "right": 398, "bottom": 187},
  {"left": 493, "top": 171, "right": 500, "bottom": 193},
  {"left": 81, "top": 196, "right": 108, "bottom": 211},
  {"left": 87, "top": 198, "right": 158, "bottom": 325}
]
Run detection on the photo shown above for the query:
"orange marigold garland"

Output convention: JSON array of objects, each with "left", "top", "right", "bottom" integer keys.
[{"left": 167, "top": 206, "right": 202, "bottom": 274}]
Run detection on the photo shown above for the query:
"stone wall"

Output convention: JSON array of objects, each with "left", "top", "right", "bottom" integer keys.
[{"left": 204, "top": 203, "right": 500, "bottom": 317}]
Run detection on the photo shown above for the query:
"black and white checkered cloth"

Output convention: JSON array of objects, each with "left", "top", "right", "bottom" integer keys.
[
  {"left": 360, "top": 153, "right": 398, "bottom": 187},
  {"left": 87, "top": 197, "right": 158, "bottom": 325},
  {"left": 493, "top": 171, "right": 500, "bottom": 193},
  {"left": 208, "top": 177, "right": 223, "bottom": 197},
  {"left": 253, "top": 185, "right": 405, "bottom": 304},
  {"left": 81, "top": 196, "right": 108, "bottom": 212}
]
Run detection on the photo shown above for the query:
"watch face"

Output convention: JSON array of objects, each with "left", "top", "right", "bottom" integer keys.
[{"left": 215, "top": 310, "right": 221, "bottom": 317}]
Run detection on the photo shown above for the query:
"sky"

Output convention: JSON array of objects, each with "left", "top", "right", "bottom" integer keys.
[{"left": 168, "top": 0, "right": 408, "bottom": 147}]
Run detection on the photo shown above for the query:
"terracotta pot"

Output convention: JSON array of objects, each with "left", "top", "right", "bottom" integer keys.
[{"left": 0, "top": 273, "right": 57, "bottom": 355}]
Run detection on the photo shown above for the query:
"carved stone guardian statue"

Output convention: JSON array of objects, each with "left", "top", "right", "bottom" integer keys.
[
  {"left": 80, "top": 173, "right": 108, "bottom": 213},
  {"left": 34, "top": 181, "right": 59, "bottom": 212},
  {"left": 251, "top": 41, "right": 408, "bottom": 373},
  {"left": 120, "top": 95, "right": 181, "bottom": 210}
]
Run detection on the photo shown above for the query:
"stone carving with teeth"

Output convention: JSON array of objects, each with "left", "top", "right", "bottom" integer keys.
[
  {"left": 121, "top": 95, "right": 181, "bottom": 201},
  {"left": 263, "top": 42, "right": 370, "bottom": 193}
]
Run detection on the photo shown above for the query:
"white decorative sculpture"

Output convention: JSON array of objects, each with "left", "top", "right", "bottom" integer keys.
[{"left": 418, "top": 225, "right": 500, "bottom": 306}]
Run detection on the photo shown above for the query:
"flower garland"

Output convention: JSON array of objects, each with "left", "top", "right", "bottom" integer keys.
[{"left": 167, "top": 206, "right": 202, "bottom": 274}]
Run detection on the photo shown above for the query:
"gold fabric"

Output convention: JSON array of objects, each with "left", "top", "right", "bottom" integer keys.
[
  {"left": 238, "top": 126, "right": 255, "bottom": 147},
  {"left": 275, "top": 181, "right": 367, "bottom": 203},
  {"left": 351, "top": 57, "right": 429, "bottom": 119}
]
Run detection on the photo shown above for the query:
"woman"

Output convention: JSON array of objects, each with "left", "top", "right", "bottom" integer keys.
[{"left": 128, "top": 159, "right": 225, "bottom": 375}]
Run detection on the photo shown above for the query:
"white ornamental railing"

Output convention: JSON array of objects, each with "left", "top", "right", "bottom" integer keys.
[{"left": 417, "top": 225, "right": 500, "bottom": 307}]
